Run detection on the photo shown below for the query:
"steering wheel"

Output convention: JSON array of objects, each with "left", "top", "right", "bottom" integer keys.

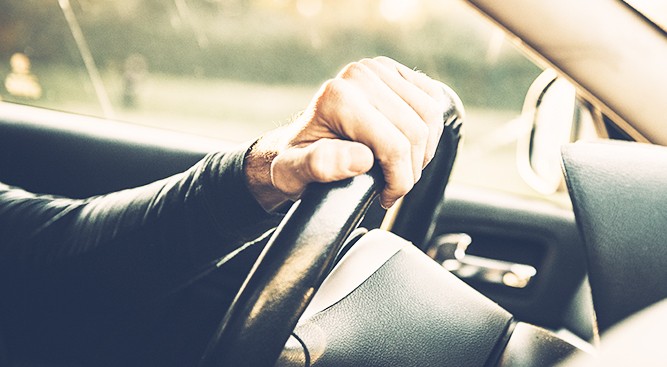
[{"left": 199, "top": 86, "right": 464, "bottom": 367}]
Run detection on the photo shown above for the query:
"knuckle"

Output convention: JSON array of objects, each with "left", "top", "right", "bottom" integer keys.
[
  {"left": 340, "top": 61, "right": 369, "bottom": 80},
  {"left": 398, "top": 136, "right": 412, "bottom": 155},
  {"left": 359, "top": 57, "right": 374, "bottom": 66},
  {"left": 392, "top": 138, "right": 412, "bottom": 159},
  {"left": 373, "top": 56, "right": 393, "bottom": 65},
  {"left": 359, "top": 58, "right": 380, "bottom": 71},
  {"left": 383, "top": 137, "right": 411, "bottom": 162},
  {"left": 410, "top": 122, "right": 430, "bottom": 145},
  {"left": 319, "top": 78, "right": 346, "bottom": 106},
  {"left": 322, "top": 78, "right": 343, "bottom": 97}
]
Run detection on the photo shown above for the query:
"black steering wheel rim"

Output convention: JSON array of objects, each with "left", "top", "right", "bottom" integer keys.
[{"left": 199, "top": 85, "right": 464, "bottom": 367}]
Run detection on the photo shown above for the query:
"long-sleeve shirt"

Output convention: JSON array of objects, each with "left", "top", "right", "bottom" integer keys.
[{"left": 0, "top": 147, "right": 282, "bottom": 366}]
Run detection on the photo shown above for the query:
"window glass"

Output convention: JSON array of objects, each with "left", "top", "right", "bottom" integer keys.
[
  {"left": 0, "top": 0, "right": 547, "bottom": 198},
  {"left": 0, "top": 1, "right": 104, "bottom": 116}
]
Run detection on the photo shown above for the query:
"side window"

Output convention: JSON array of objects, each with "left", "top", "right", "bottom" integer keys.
[
  {"left": 0, "top": 1, "right": 105, "bottom": 116},
  {"left": 0, "top": 0, "right": 545, "bottom": 198}
]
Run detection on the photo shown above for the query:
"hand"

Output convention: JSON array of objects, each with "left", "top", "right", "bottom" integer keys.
[{"left": 245, "top": 57, "right": 448, "bottom": 211}]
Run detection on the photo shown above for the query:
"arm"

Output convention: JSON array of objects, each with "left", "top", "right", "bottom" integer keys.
[
  {"left": 0, "top": 56, "right": 447, "bottom": 307},
  {"left": 0, "top": 56, "right": 447, "bottom": 365},
  {"left": 0, "top": 147, "right": 281, "bottom": 303}
]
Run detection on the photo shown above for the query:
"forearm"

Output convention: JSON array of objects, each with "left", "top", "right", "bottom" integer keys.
[{"left": 0, "top": 147, "right": 281, "bottom": 302}]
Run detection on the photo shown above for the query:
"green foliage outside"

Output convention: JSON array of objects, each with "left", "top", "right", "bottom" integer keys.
[
  {"left": 0, "top": 0, "right": 540, "bottom": 111},
  {"left": 0, "top": 0, "right": 552, "bottom": 199}
]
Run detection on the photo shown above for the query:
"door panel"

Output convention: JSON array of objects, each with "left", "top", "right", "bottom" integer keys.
[
  {"left": 0, "top": 103, "right": 231, "bottom": 198},
  {"left": 429, "top": 184, "right": 589, "bottom": 331}
]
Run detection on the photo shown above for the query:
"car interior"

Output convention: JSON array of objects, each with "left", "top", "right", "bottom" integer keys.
[{"left": 1, "top": 0, "right": 667, "bottom": 366}]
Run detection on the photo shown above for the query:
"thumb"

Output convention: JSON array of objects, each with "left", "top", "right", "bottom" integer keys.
[{"left": 271, "top": 138, "right": 374, "bottom": 200}]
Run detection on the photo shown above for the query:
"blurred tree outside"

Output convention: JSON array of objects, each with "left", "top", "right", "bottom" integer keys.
[{"left": 0, "top": 0, "right": 539, "bottom": 113}]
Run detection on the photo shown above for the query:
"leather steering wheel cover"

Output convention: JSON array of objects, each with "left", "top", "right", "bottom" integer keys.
[{"left": 198, "top": 168, "right": 384, "bottom": 367}]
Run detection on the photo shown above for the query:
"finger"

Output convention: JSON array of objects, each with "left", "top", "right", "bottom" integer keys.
[
  {"left": 361, "top": 57, "right": 435, "bottom": 118},
  {"left": 371, "top": 57, "right": 447, "bottom": 167},
  {"left": 271, "top": 138, "right": 374, "bottom": 199},
  {"left": 375, "top": 56, "right": 446, "bottom": 101},
  {"left": 316, "top": 78, "right": 414, "bottom": 208},
  {"left": 340, "top": 61, "right": 428, "bottom": 182}
]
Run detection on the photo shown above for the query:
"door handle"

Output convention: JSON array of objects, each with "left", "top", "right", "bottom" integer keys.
[{"left": 427, "top": 233, "right": 537, "bottom": 289}]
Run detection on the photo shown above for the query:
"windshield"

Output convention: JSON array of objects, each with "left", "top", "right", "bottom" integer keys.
[
  {"left": 623, "top": 0, "right": 667, "bottom": 32},
  {"left": 0, "top": 0, "right": 540, "bottom": 141},
  {"left": 1, "top": 0, "right": 561, "bottom": 201}
]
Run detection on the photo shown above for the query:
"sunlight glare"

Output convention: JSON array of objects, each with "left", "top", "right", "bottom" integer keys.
[
  {"left": 296, "top": 0, "right": 322, "bottom": 17},
  {"left": 380, "top": 0, "right": 419, "bottom": 23}
]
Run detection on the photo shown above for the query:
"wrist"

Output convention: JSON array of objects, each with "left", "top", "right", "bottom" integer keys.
[{"left": 243, "top": 129, "right": 291, "bottom": 212}]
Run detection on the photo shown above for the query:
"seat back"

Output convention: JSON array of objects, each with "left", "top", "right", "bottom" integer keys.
[{"left": 562, "top": 140, "right": 667, "bottom": 332}]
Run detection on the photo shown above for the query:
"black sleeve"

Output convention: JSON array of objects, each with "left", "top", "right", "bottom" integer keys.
[{"left": 0, "top": 146, "right": 282, "bottom": 306}]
